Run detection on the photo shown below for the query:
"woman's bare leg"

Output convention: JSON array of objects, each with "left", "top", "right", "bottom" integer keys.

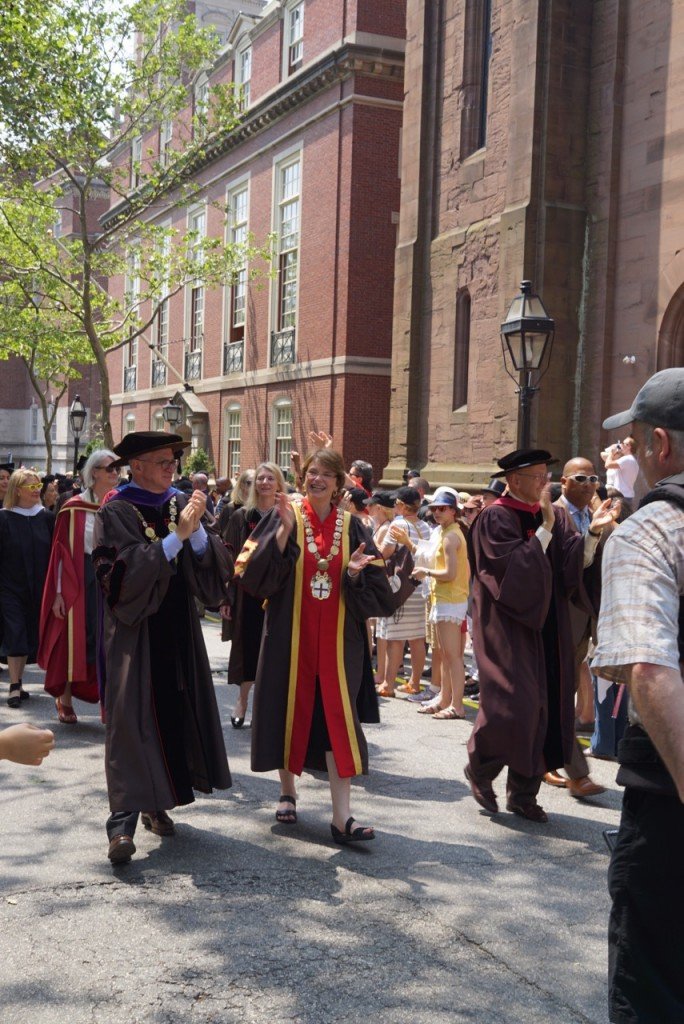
[
  {"left": 436, "top": 621, "right": 466, "bottom": 714},
  {"left": 326, "top": 752, "right": 373, "bottom": 836},
  {"left": 276, "top": 768, "right": 298, "bottom": 820}
]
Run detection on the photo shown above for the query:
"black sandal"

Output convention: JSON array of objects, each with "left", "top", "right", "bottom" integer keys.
[
  {"left": 7, "top": 683, "right": 22, "bottom": 709},
  {"left": 275, "top": 794, "right": 297, "bottom": 824},
  {"left": 330, "top": 817, "right": 375, "bottom": 844}
]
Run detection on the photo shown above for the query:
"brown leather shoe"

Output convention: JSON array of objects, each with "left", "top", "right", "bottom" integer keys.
[
  {"left": 108, "top": 834, "right": 136, "bottom": 864},
  {"left": 567, "top": 776, "right": 605, "bottom": 799},
  {"left": 506, "top": 799, "right": 549, "bottom": 823},
  {"left": 141, "top": 810, "right": 175, "bottom": 836},
  {"left": 543, "top": 770, "right": 568, "bottom": 788},
  {"left": 464, "top": 764, "right": 498, "bottom": 814}
]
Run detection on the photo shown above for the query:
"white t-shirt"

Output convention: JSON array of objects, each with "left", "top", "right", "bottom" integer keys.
[{"left": 606, "top": 453, "right": 639, "bottom": 498}]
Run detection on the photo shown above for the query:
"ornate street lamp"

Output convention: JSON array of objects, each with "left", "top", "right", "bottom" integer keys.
[
  {"left": 161, "top": 398, "right": 183, "bottom": 428},
  {"left": 68, "top": 394, "right": 87, "bottom": 475},
  {"left": 500, "top": 280, "right": 555, "bottom": 448}
]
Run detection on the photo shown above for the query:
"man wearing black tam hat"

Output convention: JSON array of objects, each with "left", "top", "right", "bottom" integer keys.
[
  {"left": 92, "top": 432, "right": 233, "bottom": 864},
  {"left": 464, "top": 448, "right": 619, "bottom": 822}
]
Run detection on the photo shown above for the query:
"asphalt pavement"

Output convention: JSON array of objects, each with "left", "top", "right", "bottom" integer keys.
[{"left": 0, "top": 619, "right": 621, "bottom": 1024}]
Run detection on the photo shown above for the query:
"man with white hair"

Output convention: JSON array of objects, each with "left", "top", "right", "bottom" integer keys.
[{"left": 93, "top": 432, "right": 232, "bottom": 865}]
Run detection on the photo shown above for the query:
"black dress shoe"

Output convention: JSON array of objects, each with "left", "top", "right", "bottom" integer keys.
[
  {"left": 141, "top": 810, "right": 175, "bottom": 836},
  {"left": 464, "top": 764, "right": 498, "bottom": 814},
  {"left": 506, "top": 799, "right": 548, "bottom": 823},
  {"left": 230, "top": 716, "right": 245, "bottom": 729},
  {"left": 108, "top": 835, "right": 136, "bottom": 864}
]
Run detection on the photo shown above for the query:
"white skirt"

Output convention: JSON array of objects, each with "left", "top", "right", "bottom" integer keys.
[{"left": 376, "top": 587, "right": 427, "bottom": 641}]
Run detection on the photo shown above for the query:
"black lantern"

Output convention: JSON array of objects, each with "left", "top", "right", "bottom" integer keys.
[
  {"left": 500, "top": 280, "right": 555, "bottom": 448},
  {"left": 68, "top": 394, "right": 87, "bottom": 475},
  {"left": 161, "top": 398, "right": 183, "bottom": 428}
]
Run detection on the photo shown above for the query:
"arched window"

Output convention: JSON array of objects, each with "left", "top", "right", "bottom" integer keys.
[
  {"left": 453, "top": 288, "right": 471, "bottom": 410},
  {"left": 460, "top": 0, "right": 492, "bottom": 159}
]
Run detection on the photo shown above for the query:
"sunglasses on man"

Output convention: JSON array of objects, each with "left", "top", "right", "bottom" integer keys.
[{"left": 567, "top": 474, "right": 599, "bottom": 484}]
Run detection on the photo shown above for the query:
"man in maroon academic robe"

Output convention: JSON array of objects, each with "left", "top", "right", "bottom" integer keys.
[{"left": 464, "top": 449, "right": 619, "bottom": 822}]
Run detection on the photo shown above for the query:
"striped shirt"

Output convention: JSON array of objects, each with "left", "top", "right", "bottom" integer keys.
[{"left": 591, "top": 499, "right": 684, "bottom": 686}]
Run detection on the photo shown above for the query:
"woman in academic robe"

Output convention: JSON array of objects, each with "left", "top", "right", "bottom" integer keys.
[
  {"left": 220, "top": 462, "right": 285, "bottom": 728},
  {"left": 235, "top": 448, "right": 394, "bottom": 844},
  {"left": 0, "top": 469, "right": 54, "bottom": 707},
  {"left": 38, "top": 449, "right": 119, "bottom": 723}
]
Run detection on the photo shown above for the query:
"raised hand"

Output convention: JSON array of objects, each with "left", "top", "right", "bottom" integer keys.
[
  {"left": 539, "top": 483, "right": 555, "bottom": 531},
  {"left": 308, "top": 430, "right": 333, "bottom": 449},
  {"left": 275, "top": 491, "right": 295, "bottom": 534},
  {"left": 590, "top": 497, "right": 621, "bottom": 532}
]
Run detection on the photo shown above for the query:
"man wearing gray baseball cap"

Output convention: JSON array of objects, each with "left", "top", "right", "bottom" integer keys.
[{"left": 592, "top": 367, "right": 684, "bottom": 1024}]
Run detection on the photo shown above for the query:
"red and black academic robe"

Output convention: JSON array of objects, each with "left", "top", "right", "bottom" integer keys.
[
  {"left": 236, "top": 502, "right": 394, "bottom": 779},
  {"left": 467, "top": 496, "right": 585, "bottom": 777},
  {"left": 38, "top": 496, "right": 100, "bottom": 703}
]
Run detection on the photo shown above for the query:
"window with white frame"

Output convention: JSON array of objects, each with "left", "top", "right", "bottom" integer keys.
[
  {"left": 225, "top": 405, "right": 241, "bottom": 478},
  {"left": 236, "top": 45, "right": 252, "bottom": 110},
  {"left": 29, "top": 404, "right": 39, "bottom": 444},
  {"left": 286, "top": 2, "right": 304, "bottom": 75},
  {"left": 228, "top": 184, "right": 248, "bottom": 344},
  {"left": 159, "top": 120, "right": 172, "bottom": 166},
  {"left": 125, "top": 414, "right": 136, "bottom": 434},
  {"left": 47, "top": 402, "right": 57, "bottom": 441},
  {"left": 153, "top": 410, "right": 165, "bottom": 432},
  {"left": 272, "top": 399, "right": 293, "bottom": 474},
  {"left": 124, "top": 252, "right": 140, "bottom": 369},
  {"left": 275, "top": 156, "right": 300, "bottom": 336},
  {"left": 195, "top": 75, "right": 210, "bottom": 135},
  {"left": 131, "top": 136, "right": 142, "bottom": 188},
  {"left": 187, "top": 208, "right": 205, "bottom": 352},
  {"left": 152, "top": 232, "right": 169, "bottom": 385}
]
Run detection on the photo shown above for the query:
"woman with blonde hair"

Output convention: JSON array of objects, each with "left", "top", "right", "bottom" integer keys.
[
  {"left": 222, "top": 462, "right": 286, "bottom": 727},
  {"left": 0, "top": 469, "right": 54, "bottom": 706}
]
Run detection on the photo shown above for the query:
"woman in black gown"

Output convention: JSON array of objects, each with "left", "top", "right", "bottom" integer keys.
[
  {"left": 221, "top": 462, "right": 286, "bottom": 727},
  {"left": 0, "top": 469, "right": 54, "bottom": 707}
]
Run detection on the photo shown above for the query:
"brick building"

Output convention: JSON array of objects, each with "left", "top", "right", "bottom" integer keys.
[
  {"left": 384, "top": 0, "right": 684, "bottom": 488},
  {"left": 106, "top": 0, "right": 405, "bottom": 481},
  {"left": 0, "top": 177, "right": 109, "bottom": 471}
]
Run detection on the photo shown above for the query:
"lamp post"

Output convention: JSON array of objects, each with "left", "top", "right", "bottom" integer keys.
[
  {"left": 68, "top": 394, "right": 87, "bottom": 476},
  {"left": 500, "top": 280, "right": 555, "bottom": 448}
]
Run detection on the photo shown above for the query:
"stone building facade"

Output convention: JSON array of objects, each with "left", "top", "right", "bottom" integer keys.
[
  {"left": 106, "top": 0, "right": 405, "bottom": 481},
  {"left": 384, "top": 0, "right": 684, "bottom": 488}
]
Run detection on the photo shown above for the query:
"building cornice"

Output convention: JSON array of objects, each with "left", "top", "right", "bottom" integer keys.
[
  {"left": 110, "top": 354, "right": 392, "bottom": 406},
  {"left": 102, "top": 39, "right": 404, "bottom": 227}
]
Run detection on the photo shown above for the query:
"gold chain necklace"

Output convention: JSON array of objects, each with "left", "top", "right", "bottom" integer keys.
[
  {"left": 133, "top": 496, "right": 178, "bottom": 542},
  {"left": 300, "top": 502, "right": 344, "bottom": 601}
]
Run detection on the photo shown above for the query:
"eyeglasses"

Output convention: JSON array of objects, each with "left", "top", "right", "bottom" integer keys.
[
  {"left": 306, "top": 470, "right": 337, "bottom": 481},
  {"left": 96, "top": 464, "right": 118, "bottom": 473},
  {"left": 21, "top": 483, "right": 42, "bottom": 492},
  {"left": 138, "top": 458, "right": 177, "bottom": 471},
  {"left": 432, "top": 504, "right": 452, "bottom": 511},
  {"left": 567, "top": 473, "right": 599, "bottom": 484},
  {"left": 514, "top": 471, "right": 548, "bottom": 482}
]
